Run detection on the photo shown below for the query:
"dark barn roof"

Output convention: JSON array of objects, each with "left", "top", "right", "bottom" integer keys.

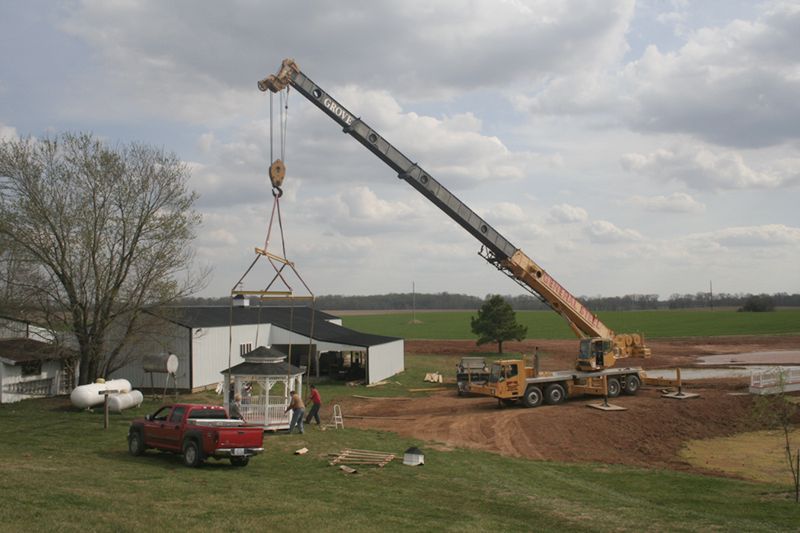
[
  {"left": 0, "top": 338, "right": 76, "bottom": 364},
  {"left": 151, "top": 306, "right": 399, "bottom": 348}
]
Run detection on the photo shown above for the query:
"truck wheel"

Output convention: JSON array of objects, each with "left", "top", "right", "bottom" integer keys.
[
  {"left": 183, "top": 440, "right": 203, "bottom": 468},
  {"left": 623, "top": 375, "right": 641, "bottom": 395},
  {"left": 522, "top": 386, "right": 543, "bottom": 408},
  {"left": 544, "top": 383, "right": 566, "bottom": 405},
  {"left": 231, "top": 456, "right": 250, "bottom": 467},
  {"left": 128, "top": 430, "right": 145, "bottom": 456},
  {"left": 606, "top": 377, "right": 621, "bottom": 398}
]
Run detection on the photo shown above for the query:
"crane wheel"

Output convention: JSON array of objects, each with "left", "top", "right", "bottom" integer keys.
[
  {"left": 522, "top": 386, "right": 543, "bottom": 408},
  {"left": 606, "top": 377, "right": 621, "bottom": 398},
  {"left": 623, "top": 375, "right": 641, "bottom": 395},
  {"left": 544, "top": 383, "right": 566, "bottom": 405}
]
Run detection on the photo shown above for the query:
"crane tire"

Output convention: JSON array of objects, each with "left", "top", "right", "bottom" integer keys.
[
  {"left": 544, "top": 383, "right": 566, "bottom": 405},
  {"left": 624, "top": 374, "right": 641, "bottom": 395},
  {"left": 607, "top": 377, "right": 621, "bottom": 398},
  {"left": 522, "top": 386, "right": 543, "bottom": 408}
]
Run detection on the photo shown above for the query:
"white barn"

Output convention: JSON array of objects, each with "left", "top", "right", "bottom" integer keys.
[{"left": 110, "top": 306, "right": 404, "bottom": 391}]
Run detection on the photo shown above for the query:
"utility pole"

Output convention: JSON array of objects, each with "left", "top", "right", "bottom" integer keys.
[
  {"left": 412, "top": 281, "right": 416, "bottom": 325},
  {"left": 709, "top": 280, "right": 714, "bottom": 311}
]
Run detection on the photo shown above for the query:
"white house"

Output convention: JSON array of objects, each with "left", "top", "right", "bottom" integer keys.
[{"left": 109, "top": 306, "right": 404, "bottom": 391}]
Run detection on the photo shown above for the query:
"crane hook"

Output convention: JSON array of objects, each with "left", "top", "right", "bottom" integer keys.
[{"left": 269, "top": 159, "right": 286, "bottom": 188}]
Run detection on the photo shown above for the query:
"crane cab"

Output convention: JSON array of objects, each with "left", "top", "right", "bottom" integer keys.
[{"left": 577, "top": 338, "right": 618, "bottom": 371}]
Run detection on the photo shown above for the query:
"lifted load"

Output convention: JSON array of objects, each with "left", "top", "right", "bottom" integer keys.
[{"left": 469, "top": 359, "right": 643, "bottom": 407}]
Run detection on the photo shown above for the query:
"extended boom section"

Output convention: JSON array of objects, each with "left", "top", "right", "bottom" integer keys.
[
  {"left": 258, "top": 58, "right": 650, "bottom": 371},
  {"left": 258, "top": 59, "right": 516, "bottom": 260}
]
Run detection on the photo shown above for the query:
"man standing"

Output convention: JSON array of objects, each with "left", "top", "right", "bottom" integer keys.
[
  {"left": 305, "top": 384, "right": 322, "bottom": 426},
  {"left": 285, "top": 390, "right": 305, "bottom": 434},
  {"left": 229, "top": 393, "right": 244, "bottom": 420}
]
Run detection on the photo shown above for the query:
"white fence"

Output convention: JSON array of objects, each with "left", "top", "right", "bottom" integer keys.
[{"left": 750, "top": 367, "right": 800, "bottom": 395}]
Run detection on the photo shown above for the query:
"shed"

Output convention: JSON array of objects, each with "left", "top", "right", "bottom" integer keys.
[{"left": 0, "top": 338, "right": 77, "bottom": 404}]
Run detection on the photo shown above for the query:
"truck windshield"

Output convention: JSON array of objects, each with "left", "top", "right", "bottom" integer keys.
[{"left": 488, "top": 363, "right": 504, "bottom": 383}]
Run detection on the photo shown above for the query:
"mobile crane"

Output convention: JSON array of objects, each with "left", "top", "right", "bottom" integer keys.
[{"left": 258, "top": 59, "right": 652, "bottom": 407}]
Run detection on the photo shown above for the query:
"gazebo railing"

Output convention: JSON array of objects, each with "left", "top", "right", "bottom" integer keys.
[{"left": 241, "top": 395, "right": 291, "bottom": 429}]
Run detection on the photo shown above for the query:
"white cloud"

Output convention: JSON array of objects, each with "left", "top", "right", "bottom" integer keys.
[
  {"left": 621, "top": 2, "right": 800, "bottom": 148},
  {"left": 301, "top": 185, "right": 421, "bottom": 236},
  {"left": 549, "top": 203, "right": 589, "bottom": 223},
  {"left": 626, "top": 192, "right": 705, "bottom": 213},
  {"left": 688, "top": 224, "right": 800, "bottom": 247},
  {"left": 621, "top": 146, "right": 792, "bottom": 190},
  {"left": 585, "top": 220, "right": 642, "bottom": 243},
  {"left": 59, "top": 0, "right": 635, "bottom": 112},
  {"left": 478, "top": 202, "right": 528, "bottom": 224}
]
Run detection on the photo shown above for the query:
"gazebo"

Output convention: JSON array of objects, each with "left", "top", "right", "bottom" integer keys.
[{"left": 221, "top": 346, "right": 304, "bottom": 430}]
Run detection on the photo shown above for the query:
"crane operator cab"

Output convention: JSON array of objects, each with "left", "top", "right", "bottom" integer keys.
[
  {"left": 486, "top": 361, "right": 522, "bottom": 397},
  {"left": 577, "top": 338, "right": 617, "bottom": 371},
  {"left": 488, "top": 362, "right": 520, "bottom": 382}
]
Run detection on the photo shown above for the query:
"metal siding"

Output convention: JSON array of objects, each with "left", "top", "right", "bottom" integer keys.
[
  {"left": 366, "top": 340, "right": 405, "bottom": 384},
  {"left": 108, "top": 321, "right": 191, "bottom": 389},
  {"left": 192, "top": 324, "right": 271, "bottom": 389}
]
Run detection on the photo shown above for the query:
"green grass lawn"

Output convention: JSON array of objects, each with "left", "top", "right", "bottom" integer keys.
[
  {"left": 1, "top": 393, "right": 799, "bottom": 532},
  {"left": 342, "top": 308, "right": 800, "bottom": 339}
]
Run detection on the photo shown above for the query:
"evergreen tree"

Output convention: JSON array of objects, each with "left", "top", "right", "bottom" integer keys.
[{"left": 470, "top": 295, "right": 527, "bottom": 353}]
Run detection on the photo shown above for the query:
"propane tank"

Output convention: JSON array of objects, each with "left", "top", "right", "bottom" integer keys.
[
  {"left": 70, "top": 379, "right": 132, "bottom": 409},
  {"left": 107, "top": 390, "right": 144, "bottom": 412}
]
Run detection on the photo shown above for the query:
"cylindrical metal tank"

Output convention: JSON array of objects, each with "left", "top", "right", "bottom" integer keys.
[
  {"left": 107, "top": 390, "right": 144, "bottom": 412},
  {"left": 70, "top": 379, "right": 132, "bottom": 409},
  {"left": 142, "top": 354, "right": 179, "bottom": 374}
]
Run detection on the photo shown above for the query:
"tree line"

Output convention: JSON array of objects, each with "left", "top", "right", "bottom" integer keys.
[{"left": 180, "top": 291, "right": 800, "bottom": 311}]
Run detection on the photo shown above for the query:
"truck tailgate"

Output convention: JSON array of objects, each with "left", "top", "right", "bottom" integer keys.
[{"left": 217, "top": 427, "right": 264, "bottom": 449}]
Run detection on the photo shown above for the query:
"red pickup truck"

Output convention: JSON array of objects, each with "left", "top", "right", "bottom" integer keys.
[{"left": 128, "top": 404, "right": 264, "bottom": 467}]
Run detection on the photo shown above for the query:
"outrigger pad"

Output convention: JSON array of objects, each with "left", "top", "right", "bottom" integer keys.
[
  {"left": 587, "top": 403, "right": 627, "bottom": 411},
  {"left": 662, "top": 392, "right": 700, "bottom": 400}
]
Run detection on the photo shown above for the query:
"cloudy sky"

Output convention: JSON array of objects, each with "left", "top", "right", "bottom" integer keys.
[{"left": 1, "top": 0, "right": 799, "bottom": 300}]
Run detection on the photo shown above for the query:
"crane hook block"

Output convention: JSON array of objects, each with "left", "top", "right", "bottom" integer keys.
[{"left": 269, "top": 159, "right": 286, "bottom": 188}]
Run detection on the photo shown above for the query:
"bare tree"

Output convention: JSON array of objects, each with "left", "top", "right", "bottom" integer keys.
[{"left": 0, "top": 132, "right": 207, "bottom": 384}]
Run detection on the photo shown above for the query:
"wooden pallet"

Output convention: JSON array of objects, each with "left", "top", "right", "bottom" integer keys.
[{"left": 329, "top": 448, "right": 396, "bottom": 467}]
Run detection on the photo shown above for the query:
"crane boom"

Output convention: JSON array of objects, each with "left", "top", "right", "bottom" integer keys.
[{"left": 258, "top": 59, "right": 650, "bottom": 367}]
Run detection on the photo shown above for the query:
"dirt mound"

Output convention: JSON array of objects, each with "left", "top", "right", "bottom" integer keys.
[{"left": 344, "top": 336, "right": 800, "bottom": 473}]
